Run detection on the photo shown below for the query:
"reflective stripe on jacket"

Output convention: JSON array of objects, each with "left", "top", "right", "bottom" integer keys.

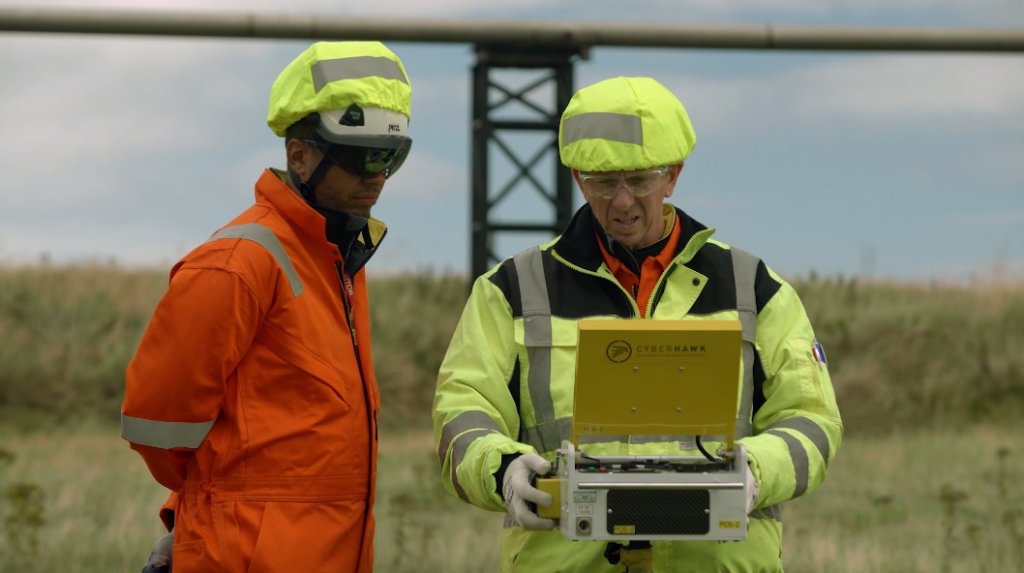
[
  {"left": 432, "top": 204, "right": 843, "bottom": 572},
  {"left": 121, "top": 168, "right": 383, "bottom": 573}
]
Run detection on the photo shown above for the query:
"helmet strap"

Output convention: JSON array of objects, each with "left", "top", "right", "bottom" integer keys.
[{"left": 290, "top": 156, "right": 333, "bottom": 205}]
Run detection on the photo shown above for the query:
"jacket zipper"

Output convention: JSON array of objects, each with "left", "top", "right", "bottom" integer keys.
[
  {"left": 333, "top": 261, "right": 374, "bottom": 438},
  {"left": 647, "top": 263, "right": 679, "bottom": 316},
  {"left": 549, "top": 250, "right": 640, "bottom": 317},
  {"left": 334, "top": 262, "right": 361, "bottom": 360},
  {"left": 551, "top": 249, "right": 688, "bottom": 318}
]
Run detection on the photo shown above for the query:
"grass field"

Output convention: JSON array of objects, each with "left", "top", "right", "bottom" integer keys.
[
  {"left": 2, "top": 422, "right": 1022, "bottom": 573},
  {"left": 1, "top": 267, "right": 1022, "bottom": 571}
]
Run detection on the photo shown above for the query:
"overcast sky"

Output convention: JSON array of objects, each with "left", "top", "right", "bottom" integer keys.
[{"left": 1, "top": 0, "right": 1022, "bottom": 283}]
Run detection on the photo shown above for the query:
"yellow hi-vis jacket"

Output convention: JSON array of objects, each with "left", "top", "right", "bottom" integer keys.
[{"left": 432, "top": 204, "right": 843, "bottom": 572}]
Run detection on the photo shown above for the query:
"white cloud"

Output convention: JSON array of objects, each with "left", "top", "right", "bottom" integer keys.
[
  {"left": 383, "top": 153, "right": 467, "bottom": 200},
  {"left": 0, "top": 209, "right": 190, "bottom": 266},
  {"left": 958, "top": 143, "right": 1024, "bottom": 183},
  {"left": 0, "top": 35, "right": 283, "bottom": 206},
  {"left": 794, "top": 56, "right": 1024, "bottom": 120},
  {"left": 961, "top": 208, "right": 1024, "bottom": 227},
  {"left": 650, "top": 55, "right": 1024, "bottom": 135}
]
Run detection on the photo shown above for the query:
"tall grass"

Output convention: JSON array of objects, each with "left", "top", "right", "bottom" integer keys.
[
  {"left": 1, "top": 264, "right": 1021, "bottom": 435},
  {"left": 0, "top": 265, "right": 166, "bottom": 429},
  {"left": 1, "top": 423, "right": 1021, "bottom": 572},
  {"left": 366, "top": 271, "right": 466, "bottom": 428},
  {"left": 1, "top": 265, "right": 1023, "bottom": 571},
  {"left": 796, "top": 274, "right": 1024, "bottom": 433},
  {"left": 0, "top": 422, "right": 166, "bottom": 572}
]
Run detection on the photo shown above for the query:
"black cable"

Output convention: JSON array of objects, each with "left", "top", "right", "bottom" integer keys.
[{"left": 695, "top": 435, "right": 719, "bottom": 462}]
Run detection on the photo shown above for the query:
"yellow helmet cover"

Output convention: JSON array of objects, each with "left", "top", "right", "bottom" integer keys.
[
  {"left": 266, "top": 41, "right": 412, "bottom": 144},
  {"left": 559, "top": 76, "right": 696, "bottom": 172}
]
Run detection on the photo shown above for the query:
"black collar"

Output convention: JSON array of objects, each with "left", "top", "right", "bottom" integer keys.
[{"left": 552, "top": 204, "right": 707, "bottom": 272}]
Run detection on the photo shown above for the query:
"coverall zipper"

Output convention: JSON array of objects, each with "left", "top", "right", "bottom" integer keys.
[{"left": 334, "top": 260, "right": 375, "bottom": 573}]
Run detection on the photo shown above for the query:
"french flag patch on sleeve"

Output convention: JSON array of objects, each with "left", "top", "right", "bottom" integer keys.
[{"left": 812, "top": 340, "right": 828, "bottom": 365}]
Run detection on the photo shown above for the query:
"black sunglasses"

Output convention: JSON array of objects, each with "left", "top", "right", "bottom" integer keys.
[{"left": 310, "top": 140, "right": 412, "bottom": 180}]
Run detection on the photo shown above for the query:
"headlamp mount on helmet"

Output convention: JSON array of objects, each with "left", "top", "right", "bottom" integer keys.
[
  {"left": 299, "top": 104, "right": 412, "bottom": 179},
  {"left": 313, "top": 104, "right": 411, "bottom": 150}
]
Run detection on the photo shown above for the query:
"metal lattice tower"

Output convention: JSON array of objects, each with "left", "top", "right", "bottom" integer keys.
[{"left": 470, "top": 45, "right": 581, "bottom": 279}]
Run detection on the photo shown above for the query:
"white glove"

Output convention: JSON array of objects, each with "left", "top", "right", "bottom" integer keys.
[
  {"left": 502, "top": 453, "right": 555, "bottom": 530},
  {"left": 745, "top": 464, "right": 759, "bottom": 515},
  {"left": 147, "top": 530, "right": 174, "bottom": 568}
]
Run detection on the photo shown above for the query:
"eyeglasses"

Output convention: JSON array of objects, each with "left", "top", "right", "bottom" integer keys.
[
  {"left": 578, "top": 166, "right": 670, "bottom": 200},
  {"left": 309, "top": 140, "right": 412, "bottom": 180}
]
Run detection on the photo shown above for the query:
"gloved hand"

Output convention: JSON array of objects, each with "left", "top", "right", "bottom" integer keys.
[
  {"left": 745, "top": 464, "right": 759, "bottom": 515},
  {"left": 141, "top": 529, "right": 173, "bottom": 573},
  {"left": 502, "top": 452, "right": 555, "bottom": 530}
]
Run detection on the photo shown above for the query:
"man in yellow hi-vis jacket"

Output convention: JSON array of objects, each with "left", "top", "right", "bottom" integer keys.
[{"left": 432, "top": 76, "right": 842, "bottom": 572}]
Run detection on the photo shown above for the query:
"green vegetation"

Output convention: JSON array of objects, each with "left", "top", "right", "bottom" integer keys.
[
  {"left": 2, "top": 264, "right": 1022, "bottom": 434},
  {"left": 797, "top": 274, "right": 1024, "bottom": 434},
  {"left": 0, "top": 265, "right": 166, "bottom": 429},
  {"left": 366, "top": 270, "right": 466, "bottom": 426},
  {"left": 0, "top": 424, "right": 1020, "bottom": 572},
  {"left": 0, "top": 265, "right": 1022, "bottom": 571},
  {"left": 0, "top": 448, "right": 45, "bottom": 570}
]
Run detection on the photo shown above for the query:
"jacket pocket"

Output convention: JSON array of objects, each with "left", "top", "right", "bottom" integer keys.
[
  {"left": 171, "top": 538, "right": 210, "bottom": 573},
  {"left": 249, "top": 325, "right": 354, "bottom": 412},
  {"left": 246, "top": 500, "right": 368, "bottom": 573}
]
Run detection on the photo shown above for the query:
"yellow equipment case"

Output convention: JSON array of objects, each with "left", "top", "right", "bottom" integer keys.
[{"left": 537, "top": 319, "right": 752, "bottom": 541}]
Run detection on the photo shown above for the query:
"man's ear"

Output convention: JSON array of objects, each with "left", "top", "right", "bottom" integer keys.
[
  {"left": 663, "top": 162, "right": 684, "bottom": 198},
  {"left": 669, "top": 162, "right": 684, "bottom": 184},
  {"left": 285, "top": 139, "right": 318, "bottom": 179},
  {"left": 571, "top": 168, "right": 587, "bottom": 198}
]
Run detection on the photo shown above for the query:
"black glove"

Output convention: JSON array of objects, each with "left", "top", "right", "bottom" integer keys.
[{"left": 140, "top": 530, "right": 173, "bottom": 573}]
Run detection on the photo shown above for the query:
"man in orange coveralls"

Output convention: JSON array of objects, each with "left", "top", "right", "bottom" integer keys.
[{"left": 120, "top": 40, "right": 413, "bottom": 573}]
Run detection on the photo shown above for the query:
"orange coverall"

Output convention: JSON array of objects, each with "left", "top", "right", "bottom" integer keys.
[{"left": 122, "top": 168, "right": 381, "bottom": 572}]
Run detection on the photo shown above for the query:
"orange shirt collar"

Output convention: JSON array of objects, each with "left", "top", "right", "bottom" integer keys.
[{"left": 596, "top": 205, "right": 682, "bottom": 317}]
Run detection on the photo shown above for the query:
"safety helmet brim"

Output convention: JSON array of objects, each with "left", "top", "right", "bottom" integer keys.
[{"left": 315, "top": 106, "right": 411, "bottom": 150}]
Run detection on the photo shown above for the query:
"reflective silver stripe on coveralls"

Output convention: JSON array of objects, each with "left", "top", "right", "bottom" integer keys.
[
  {"left": 121, "top": 223, "right": 305, "bottom": 449},
  {"left": 121, "top": 415, "right": 215, "bottom": 449},
  {"left": 208, "top": 223, "right": 304, "bottom": 296}
]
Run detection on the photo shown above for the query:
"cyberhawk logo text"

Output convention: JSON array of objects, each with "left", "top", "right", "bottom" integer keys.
[{"left": 606, "top": 340, "right": 632, "bottom": 363}]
